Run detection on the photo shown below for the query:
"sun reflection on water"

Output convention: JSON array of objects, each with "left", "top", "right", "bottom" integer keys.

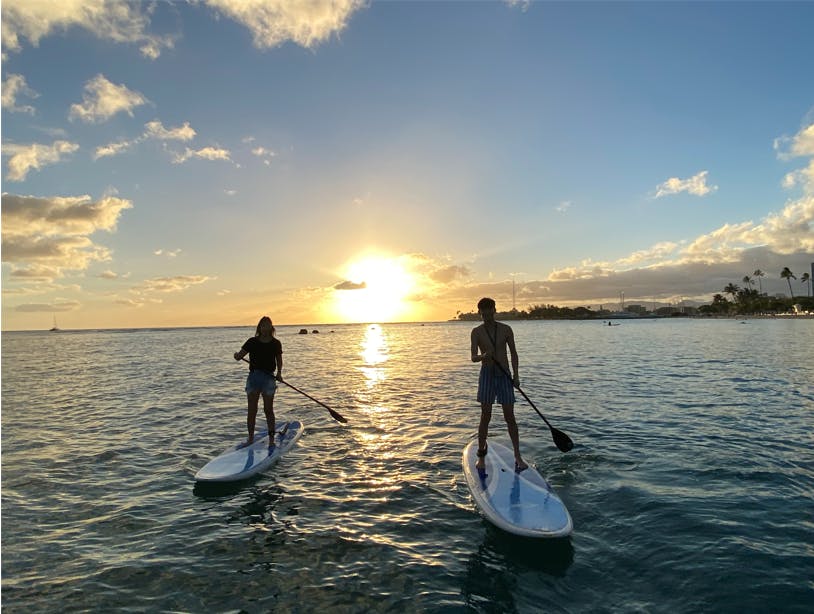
[{"left": 360, "top": 324, "right": 388, "bottom": 388}]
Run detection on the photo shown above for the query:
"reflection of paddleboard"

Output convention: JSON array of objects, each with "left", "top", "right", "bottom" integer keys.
[
  {"left": 195, "top": 420, "right": 304, "bottom": 483},
  {"left": 462, "top": 440, "right": 572, "bottom": 538}
]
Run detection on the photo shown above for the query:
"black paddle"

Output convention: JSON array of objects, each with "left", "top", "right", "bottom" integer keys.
[
  {"left": 240, "top": 357, "right": 347, "bottom": 423},
  {"left": 491, "top": 360, "right": 573, "bottom": 453}
]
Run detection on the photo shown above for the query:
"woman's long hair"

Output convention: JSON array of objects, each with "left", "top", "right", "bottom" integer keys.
[{"left": 255, "top": 316, "right": 275, "bottom": 337}]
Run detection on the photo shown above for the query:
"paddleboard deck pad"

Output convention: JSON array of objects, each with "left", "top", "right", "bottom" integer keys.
[
  {"left": 195, "top": 420, "right": 304, "bottom": 483},
  {"left": 462, "top": 439, "right": 573, "bottom": 538}
]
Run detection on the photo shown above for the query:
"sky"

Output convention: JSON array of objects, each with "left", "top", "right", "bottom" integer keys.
[{"left": 2, "top": 0, "right": 813, "bottom": 330}]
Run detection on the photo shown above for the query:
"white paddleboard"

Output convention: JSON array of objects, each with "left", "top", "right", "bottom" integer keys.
[
  {"left": 462, "top": 439, "right": 573, "bottom": 538},
  {"left": 195, "top": 420, "right": 304, "bottom": 483}
]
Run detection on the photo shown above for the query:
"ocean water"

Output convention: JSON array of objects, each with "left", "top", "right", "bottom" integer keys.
[{"left": 2, "top": 319, "right": 813, "bottom": 613}]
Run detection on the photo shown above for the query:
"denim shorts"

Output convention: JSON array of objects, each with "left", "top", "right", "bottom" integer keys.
[{"left": 246, "top": 370, "right": 277, "bottom": 395}]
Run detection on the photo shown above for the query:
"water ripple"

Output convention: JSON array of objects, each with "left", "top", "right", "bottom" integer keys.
[{"left": 2, "top": 320, "right": 813, "bottom": 612}]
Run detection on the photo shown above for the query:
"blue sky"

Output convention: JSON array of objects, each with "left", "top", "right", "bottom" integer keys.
[{"left": 2, "top": 1, "right": 813, "bottom": 329}]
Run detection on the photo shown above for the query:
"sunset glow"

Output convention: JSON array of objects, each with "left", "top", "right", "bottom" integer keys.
[
  {"left": 2, "top": 2, "right": 813, "bottom": 330},
  {"left": 332, "top": 256, "right": 419, "bottom": 323}
]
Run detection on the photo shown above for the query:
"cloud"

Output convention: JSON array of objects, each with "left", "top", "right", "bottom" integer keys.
[
  {"left": 153, "top": 248, "right": 182, "bottom": 257},
  {"left": 8, "top": 264, "right": 63, "bottom": 281},
  {"left": 555, "top": 201, "right": 572, "bottom": 213},
  {"left": 203, "top": 0, "right": 366, "bottom": 49},
  {"left": 144, "top": 120, "right": 196, "bottom": 141},
  {"left": 14, "top": 300, "right": 81, "bottom": 313},
  {"left": 115, "top": 296, "right": 162, "bottom": 307},
  {"left": 69, "top": 74, "right": 148, "bottom": 124},
  {"left": 251, "top": 145, "right": 276, "bottom": 166},
  {"left": 429, "top": 264, "right": 472, "bottom": 284},
  {"left": 775, "top": 122, "right": 814, "bottom": 160},
  {"left": 95, "top": 120, "right": 197, "bottom": 160},
  {"left": 654, "top": 170, "right": 718, "bottom": 198},
  {"left": 783, "top": 160, "right": 814, "bottom": 194},
  {"left": 98, "top": 269, "right": 129, "bottom": 279},
  {"left": 504, "top": 0, "right": 532, "bottom": 13},
  {"left": 94, "top": 140, "right": 135, "bottom": 160},
  {"left": 137, "top": 275, "right": 213, "bottom": 293},
  {"left": 1, "top": 0, "right": 174, "bottom": 59},
  {"left": 615, "top": 242, "right": 682, "bottom": 268},
  {"left": 1, "top": 73, "right": 38, "bottom": 113},
  {"left": 1, "top": 193, "right": 132, "bottom": 282},
  {"left": 335, "top": 280, "right": 367, "bottom": 290},
  {"left": 3, "top": 140, "right": 80, "bottom": 182},
  {"left": 172, "top": 146, "right": 232, "bottom": 164}
]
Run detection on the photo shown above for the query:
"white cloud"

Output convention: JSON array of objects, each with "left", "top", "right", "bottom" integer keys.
[
  {"left": 555, "top": 200, "right": 572, "bottom": 213},
  {"left": 775, "top": 122, "right": 814, "bottom": 159},
  {"left": 1, "top": 73, "right": 38, "bottom": 113},
  {"left": 251, "top": 145, "right": 276, "bottom": 165},
  {"left": 69, "top": 74, "right": 149, "bottom": 124},
  {"left": 1, "top": 193, "right": 132, "bottom": 282},
  {"left": 3, "top": 140, "right": 80, "bottom": 181},
  {"left": 98, "top": 270, "right": 130, "bottom": 279},
  {"left": 172, "top": 146, "right": 232, "bottom": 164},
  {"left": 655, "top": 170, "right": 718, "bottom": 198},
  {"left": 203, "top": 0, "right": 365, "bottom": 49},
  {"left": 1, "top": 0, "right": 174, "bottom": 59},
  {"left": 782, "top": 160, "right": 814, "bottom": 194},
  {"left": 144, "top": 120, "right": 196, "bottom": 141},
  {"left": 137, "top": 275, "right": 213, "bottom": 293},
  {"left": 95, "top": 120, "right": 197, "bottom": 160},
  {"left": 615, "top": 242, "right": 681, "bottom": 268},
  {"left": 94, "top": 140, "right": 135, "bottom": 160},
  {"left": 153, "top": 248, "right": 182, "bottom": 258}
]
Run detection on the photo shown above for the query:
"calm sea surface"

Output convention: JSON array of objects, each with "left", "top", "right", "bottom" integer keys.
[{"left": 2, "top": 319, "right": 813, "bottom": 613}]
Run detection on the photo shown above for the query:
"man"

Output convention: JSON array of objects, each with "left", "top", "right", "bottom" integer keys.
[{"left": 470, "top": 297, "right": 528, "bottom": 473}]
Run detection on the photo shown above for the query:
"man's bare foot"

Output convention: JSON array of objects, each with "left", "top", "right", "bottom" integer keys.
[{"left": 514, "top": 458, "right": 528, "bottom": 472}]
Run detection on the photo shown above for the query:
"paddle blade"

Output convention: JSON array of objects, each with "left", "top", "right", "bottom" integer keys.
[
  {"left": 551, "top": 427, "right": 574, "bottom": 453},
  {"left": 329, "top": 408, "right": 348, "bottom": 424}
]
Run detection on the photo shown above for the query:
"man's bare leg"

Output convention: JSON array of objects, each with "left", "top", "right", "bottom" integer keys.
[
  {"left": 476, "top": 403, "right": 492, "bottom": 471},
  {"left": 503, "top": 403, "right": 528, "bottom": 471}
]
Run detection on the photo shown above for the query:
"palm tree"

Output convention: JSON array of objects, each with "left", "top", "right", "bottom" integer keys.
[
  {"left": 753, "top": 269, "right": 765, "bottom": 294},
  {"left": 801, "top": 272, "right": 812, "bottom": 297},
  {"left": 781, "top": 267, "right": 796, "bottom": 299},
  {"left": 723, "top": 283, "right": 740, "bottom": 300},
  {"left": 742, "top": 275, "right": 753, "bottom": 290}
]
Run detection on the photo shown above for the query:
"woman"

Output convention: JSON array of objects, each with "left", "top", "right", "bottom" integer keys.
[{"left": 233, "top": 316, "right": 283, "bottom": 445}]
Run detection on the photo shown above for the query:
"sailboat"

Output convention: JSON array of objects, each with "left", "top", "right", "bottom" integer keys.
[{"left": 49, "top": 314, "right": 60, "bottom": 332}]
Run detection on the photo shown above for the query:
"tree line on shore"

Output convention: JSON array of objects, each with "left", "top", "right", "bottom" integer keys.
[
  {"left": 706, "top": 267, "right": 813, "bottom": 315},
  {"left": 455, "top": 267, "right": 814, "bottom": 320}
]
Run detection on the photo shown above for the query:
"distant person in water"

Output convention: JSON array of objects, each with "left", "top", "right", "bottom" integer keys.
[
  {"left": 470, "top": 297, "right": 528, "bottom": 473},
  {"left": 234, "top": 316, "right": 283, "bottom": 445}
]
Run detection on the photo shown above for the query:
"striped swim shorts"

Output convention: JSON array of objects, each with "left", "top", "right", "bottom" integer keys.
[{"left": 477, "top": 365, "right": 516, "bottom": 405}]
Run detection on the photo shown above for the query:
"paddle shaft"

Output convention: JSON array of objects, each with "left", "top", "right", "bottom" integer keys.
[
  {"left": 240, "top": 357, "right": 347, "bottom": 423},
  {"left": 490, "top": 361, "right": 552, "bottom": 427},
  {"left": 489, "top": 359, "right": 573, "bottom": 452}
]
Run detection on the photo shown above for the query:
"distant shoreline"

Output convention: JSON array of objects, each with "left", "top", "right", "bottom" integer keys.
[{"left": 5, "top": 313, "right": 813, "bottom": 334}]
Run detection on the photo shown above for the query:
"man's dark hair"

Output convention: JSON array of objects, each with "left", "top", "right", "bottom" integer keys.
[{"left": 477, "top": 297, "right": 496, "bottom": 310}]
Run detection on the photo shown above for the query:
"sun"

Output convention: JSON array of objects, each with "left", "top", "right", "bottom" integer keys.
[{"left": 330, "top": 255, "right": 418, "bottom": 323}]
